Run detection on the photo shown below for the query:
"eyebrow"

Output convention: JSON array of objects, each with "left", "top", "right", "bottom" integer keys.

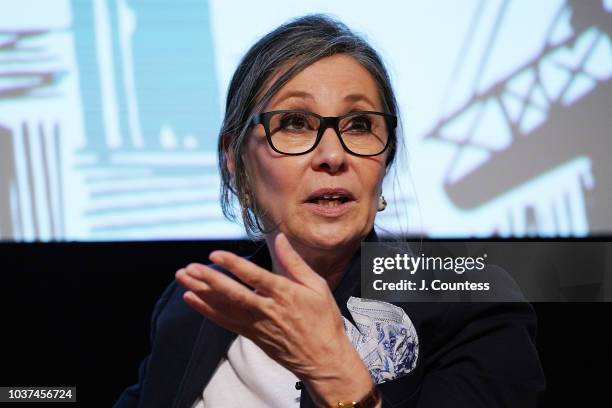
[
  {"left": 275, "top": 90, "right": 314, "bottom": 102},
  {"left": 273, "top": 90, "right": 377, "bottom": 108},
  {"left": 343, "top": 93, "right": 377, "bottom": 107}
]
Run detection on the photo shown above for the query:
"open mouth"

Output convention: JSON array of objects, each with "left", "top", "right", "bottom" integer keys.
[
  {"left": 307, "top": 195, "right": 351, "bottom": 206},
  {"left": 305, "top": 188, "right": 355, "bottom": 207}
]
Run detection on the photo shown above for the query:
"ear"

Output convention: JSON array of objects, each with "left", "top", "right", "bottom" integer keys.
[
  {"left": 221, "top": 133, "right": 236, "bottom": 177},
  {"left": 225, "top": 151, "right": 235, "bottom": 176}
]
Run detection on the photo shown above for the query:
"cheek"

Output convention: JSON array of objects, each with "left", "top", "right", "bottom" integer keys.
[
  {"left": 248, "top": 148, "right": 305, "bottom": 209},
  {"left": 358, "top": 160, "right": 386, "bottom": 197}
]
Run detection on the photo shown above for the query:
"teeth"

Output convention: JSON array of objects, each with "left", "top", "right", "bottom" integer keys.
[
  {"left": 316, "top": 199, "right": 341, "bottom": 206},
  {"left": 308, "top": 193, "right": 350, "bottom": 205}
]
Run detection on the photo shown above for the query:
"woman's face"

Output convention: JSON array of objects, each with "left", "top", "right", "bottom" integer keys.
[{"left": 244, "top": 54, "right": 389, "bottom": 250}]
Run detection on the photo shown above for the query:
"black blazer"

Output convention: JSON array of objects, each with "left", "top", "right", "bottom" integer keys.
[{"left": 114, "top": 230, "right": 545, "bottom": 408}]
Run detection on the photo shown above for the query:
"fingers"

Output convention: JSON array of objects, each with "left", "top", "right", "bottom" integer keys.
[
  {"left": 182, "top": 290, "right": 237, "bottom": 330},
  {"left": 175, "top": 267, "right": 212, "bottom": 295},
  {"left": 176, "top": 263, "right": 267, "bottom": 312},
  {"left": 274, "top": 233, "right": 325, "bottom": 289},
  {"left": 209, "top": 251, "right": 285, "bottom": 296}
]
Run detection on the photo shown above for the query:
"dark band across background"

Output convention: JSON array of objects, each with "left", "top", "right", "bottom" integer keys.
[{"left": 1, "top": 239, "right": 610, "bottom": 407}]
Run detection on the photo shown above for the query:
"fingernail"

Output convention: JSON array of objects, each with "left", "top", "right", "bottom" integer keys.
[{"left": 209, "top": 251, "right": 224, "bottom": 264}]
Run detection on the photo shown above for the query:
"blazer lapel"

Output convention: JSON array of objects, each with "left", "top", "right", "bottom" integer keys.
[{"left": 171, "top": 318, "right": 237, "bottom": 408}]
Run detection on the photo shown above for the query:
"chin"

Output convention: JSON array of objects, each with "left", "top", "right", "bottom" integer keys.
[{"left": 300, "top": 223, "right": 357, "bottom": 250}]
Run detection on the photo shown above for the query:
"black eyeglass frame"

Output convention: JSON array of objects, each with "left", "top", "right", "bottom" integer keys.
[{"left": 249, "top": 110, "right": 398, "bottom": 157}]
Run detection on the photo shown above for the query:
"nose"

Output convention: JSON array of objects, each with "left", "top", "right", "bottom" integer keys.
[{"left": 310, "top": 126, "right": 348, "bottom": 174}]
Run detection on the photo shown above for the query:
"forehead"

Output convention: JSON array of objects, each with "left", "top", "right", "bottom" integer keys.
[{"left": 263, "top": 54, "right": 382, "bottom": 110}]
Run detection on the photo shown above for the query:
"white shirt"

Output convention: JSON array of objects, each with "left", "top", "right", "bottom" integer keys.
[{"left": 191, "top": 335, "right": 301, "bottom": 408}]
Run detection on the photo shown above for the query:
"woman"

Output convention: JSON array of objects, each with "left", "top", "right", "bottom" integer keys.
[{"left": 114, "top": 14, "right": 545, "bottom": 408}]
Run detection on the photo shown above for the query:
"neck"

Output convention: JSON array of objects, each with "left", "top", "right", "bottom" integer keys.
[{"left": 264, "top": 234, "right": 361, "bottom": 290}]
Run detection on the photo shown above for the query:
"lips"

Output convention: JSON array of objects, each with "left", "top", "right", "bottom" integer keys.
[
  {"left": 303, "top": 188, "right": 356, "bottom": 217},
  {"left": 304, "top": 188, "right": 355, "bottom": 205}
]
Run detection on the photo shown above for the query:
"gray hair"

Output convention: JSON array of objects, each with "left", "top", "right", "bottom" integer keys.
[{"left": 218, "top": 13, "right": 402, "bottom": 240}]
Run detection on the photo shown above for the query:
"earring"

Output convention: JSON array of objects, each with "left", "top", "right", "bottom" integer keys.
[
  {"left": 244, "top": 193, "right": 252, "bottom": 209},
  {"left": 377, "top": 195, "right": 387, "bottom": 212}
]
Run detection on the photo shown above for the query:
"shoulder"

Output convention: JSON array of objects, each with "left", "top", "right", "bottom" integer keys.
[{"left": 373, "top": 300, "right": 543, "bottom": 406}]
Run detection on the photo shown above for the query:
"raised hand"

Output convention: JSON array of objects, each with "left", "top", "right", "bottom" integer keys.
[{"left": 175, "top": 232, "right": 375, "bottom": 407}]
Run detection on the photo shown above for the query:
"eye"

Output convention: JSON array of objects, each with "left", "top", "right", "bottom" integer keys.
[
  {"left": 279, "top": 113, "right": 312, "bottom": 131},
  {"left": 344, "top": 115, "right": 372, "bottom": 133}
]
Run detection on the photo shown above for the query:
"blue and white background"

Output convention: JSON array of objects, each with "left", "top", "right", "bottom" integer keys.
[{"left": 0, "top": 0, "right": 610, "bottom": 241}]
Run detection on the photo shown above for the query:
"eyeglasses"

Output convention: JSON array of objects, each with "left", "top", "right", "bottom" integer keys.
[{"left": 249, "top": 110, "right": 397, "bottom": 156}]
